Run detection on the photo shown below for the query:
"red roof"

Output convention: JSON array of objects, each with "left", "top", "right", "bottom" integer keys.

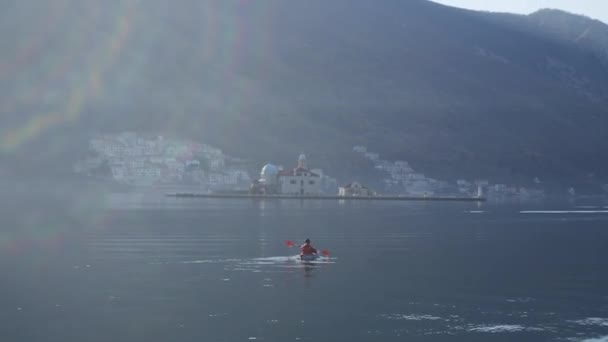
[{"left": 278, "top": 167, "right": 320, "bottom": 177}]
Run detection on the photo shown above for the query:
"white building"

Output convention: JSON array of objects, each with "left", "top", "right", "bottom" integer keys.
[
  {"left": 353, "top": 146, "right": 367, "bottom": 153},
  {"left": 364, "top": 152, "right": 379, "bottom": 161},
  {"left": 474, "top": 180, "right": 489, "bottom": 198},
  {"left": 339, "top": 182, "right": 374, "bottom": 197},
  {"left": 278, "top": 154, "right": 321, "bottom": 195}
]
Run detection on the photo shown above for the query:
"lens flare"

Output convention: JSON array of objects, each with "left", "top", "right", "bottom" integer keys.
[{"left": 1, "top": 0, "right": 135, "bottom": 153}]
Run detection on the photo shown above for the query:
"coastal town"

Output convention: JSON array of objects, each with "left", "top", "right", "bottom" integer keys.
[
  {"left": 75, "top": 132, "right": 545, "bottom": 200},
  {"left": 74, "top": 132, "right": 252, "bottom": 191},
  {"left": 352, "top": 146, "right": 545, "bottom": 200}
]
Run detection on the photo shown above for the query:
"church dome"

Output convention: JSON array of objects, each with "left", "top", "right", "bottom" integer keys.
[{"left": 260, "top": 164, "right": 279, "bottom": 182}]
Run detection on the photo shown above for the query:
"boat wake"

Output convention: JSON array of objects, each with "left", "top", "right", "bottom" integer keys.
[
  {"left": 242, "top": 255, "right": 335, "bottom": 266},
  {"left": 160, "top": 255, "right": 336, "bottom": 272}
]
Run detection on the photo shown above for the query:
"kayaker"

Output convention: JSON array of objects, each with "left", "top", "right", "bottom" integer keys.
[{"left": 300, "top": 239, "right": 318, "bottom": 256}]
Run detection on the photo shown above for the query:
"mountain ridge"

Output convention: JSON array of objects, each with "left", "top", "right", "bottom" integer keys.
[{"left": 2, "top": 1, "right": 608, "bottom": 190}]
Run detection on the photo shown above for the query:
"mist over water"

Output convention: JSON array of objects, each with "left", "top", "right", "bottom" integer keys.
[{"left": 2, "top": 186, "right": 608, "bottom": 341}]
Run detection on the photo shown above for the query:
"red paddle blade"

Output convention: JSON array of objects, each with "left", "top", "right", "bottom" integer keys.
[
  {"left": 286, "top": 240, "right": 295, "bottom": 247},
  {"left": 321, "top": 249, "right": 330, "bottom": 257}
]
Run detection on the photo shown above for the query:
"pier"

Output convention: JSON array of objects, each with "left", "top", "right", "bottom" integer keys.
[{"left": 165, "top": 193, "right": 486, "bottom": 202}]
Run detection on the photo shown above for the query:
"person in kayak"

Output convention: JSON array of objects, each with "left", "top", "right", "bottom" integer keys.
[{"left": 300, "top": 239, "right": 318, "bottom": 257}]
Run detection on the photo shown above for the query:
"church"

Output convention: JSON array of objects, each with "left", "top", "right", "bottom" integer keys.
[{"left": 277, "top": 154, "right": 321, "bottom": 196}]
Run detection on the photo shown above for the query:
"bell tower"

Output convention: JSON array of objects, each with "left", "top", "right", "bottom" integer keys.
[{"left": 298, "top": 154, "right": 307, "bottom": 169}]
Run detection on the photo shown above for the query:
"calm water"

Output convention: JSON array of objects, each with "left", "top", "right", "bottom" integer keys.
[{"left": 2, "top": 189, "right": 608, "bottom": 342}]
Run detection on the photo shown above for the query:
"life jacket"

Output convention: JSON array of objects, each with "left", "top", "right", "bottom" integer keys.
[{"left": 300, "top": 244, "right": 317, "bottom": 255}]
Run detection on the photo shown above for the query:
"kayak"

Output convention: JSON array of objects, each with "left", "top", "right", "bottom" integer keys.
[{"left": 300, "top": 254, "right": 320, "bottom": 262}]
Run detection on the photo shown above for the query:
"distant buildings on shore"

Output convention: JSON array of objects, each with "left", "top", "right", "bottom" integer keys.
[
  {"left": 353, "top": 145, "right": 447, "bottom": 196},
  {"left": 353, "top": 145, "right": 545, "bottom": 200},
  {"left": 339, "top": 182, "right": 375, "bottom": 197},
  {"left": 251, "top": 154, "right": 337, "bottom": 195},
  {"left": 75, "top": 132, "right": 544, "bottom": 200},
  {"left": 75, "top": 132, "right": 251, "bottom": 190}
]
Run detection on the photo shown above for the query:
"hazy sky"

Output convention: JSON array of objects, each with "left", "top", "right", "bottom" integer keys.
[{"left": 432, "top": 0, "right": 608, "bottom": 24}]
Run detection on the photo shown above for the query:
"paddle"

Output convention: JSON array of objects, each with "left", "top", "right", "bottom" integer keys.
[{"left": 285, "top": 240, "right": 330, "bottom": 257}]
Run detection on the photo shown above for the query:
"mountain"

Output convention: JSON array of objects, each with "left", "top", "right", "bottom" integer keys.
[
  {"left": 2, "top": 0, "right": 608, "bottom": 190},
  {"left": 527, "top": 9, "right": 608, "bottom": 66},
  {"left": 489, "top": 9, "right": 608, "bottom": 67}
]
